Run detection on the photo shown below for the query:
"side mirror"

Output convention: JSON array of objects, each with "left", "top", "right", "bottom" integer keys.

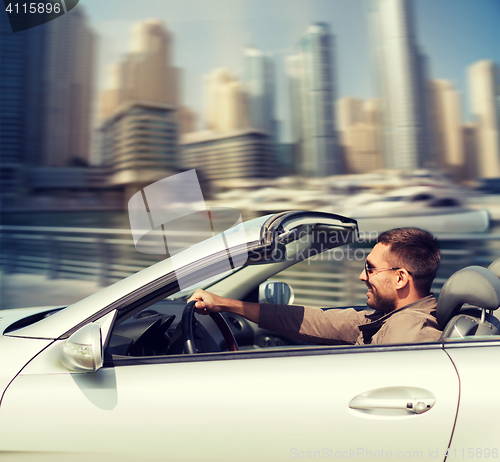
[
  {"left": 62, "top": 322, "right": 103, "bottom": 372},
  {"left": 259, "top": 281, "right": 294, "bottom": 305}
]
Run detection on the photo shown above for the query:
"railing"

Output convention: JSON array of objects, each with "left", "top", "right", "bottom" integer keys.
[{"left": 1, "top": 225, "right": 500, "bottom": 307}]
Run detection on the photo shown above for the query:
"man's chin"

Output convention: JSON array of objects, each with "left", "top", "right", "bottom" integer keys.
[{"left": 366, "top": 295, "right": 396, "bottom": 312}]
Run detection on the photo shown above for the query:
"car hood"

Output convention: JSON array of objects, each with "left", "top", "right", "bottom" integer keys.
[{"left": 0, "top": 306, "right": 64, "bottom": 335}]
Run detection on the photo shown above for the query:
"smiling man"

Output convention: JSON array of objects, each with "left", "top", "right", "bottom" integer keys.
[{"left": 190, "top": 227, "right": 443, "bottom": 345}]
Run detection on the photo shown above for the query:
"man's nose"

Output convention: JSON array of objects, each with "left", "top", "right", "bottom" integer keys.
[{"left": 359, "top": 268, "right": 367, "bottom": 282}]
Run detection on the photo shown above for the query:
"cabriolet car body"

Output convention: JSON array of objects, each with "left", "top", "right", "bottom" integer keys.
[{"left": 0, "top": 211, "right": 499, "bottom": 462}]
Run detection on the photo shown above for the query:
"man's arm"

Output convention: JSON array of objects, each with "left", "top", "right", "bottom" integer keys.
[
  {"left": 188, "top": 289, "right": 261, "bottom": 324},
  {"left": 188, "top": 289, "right": 367, "bottom": 345}
]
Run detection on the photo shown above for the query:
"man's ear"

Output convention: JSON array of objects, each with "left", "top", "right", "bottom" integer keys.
[{"left": 394, "top": 269, "right": 411, "bottom": 290}]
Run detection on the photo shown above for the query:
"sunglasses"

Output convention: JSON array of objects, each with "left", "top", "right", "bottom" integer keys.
[{"left": 364, "top": 260, "right": 412, "bottom": 276}]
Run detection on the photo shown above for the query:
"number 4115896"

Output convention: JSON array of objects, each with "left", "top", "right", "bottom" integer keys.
[{"left": 6, "top": 3, "right": 61, "bottom": 14}]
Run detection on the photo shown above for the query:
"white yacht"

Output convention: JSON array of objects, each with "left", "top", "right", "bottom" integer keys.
[{"left": 339, "top": 186, "right": 490, "bottom": 234}]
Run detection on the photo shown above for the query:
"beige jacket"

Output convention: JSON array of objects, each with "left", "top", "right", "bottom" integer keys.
[{"left": 258, "top": 294, "right": 442, "bottom": 345}]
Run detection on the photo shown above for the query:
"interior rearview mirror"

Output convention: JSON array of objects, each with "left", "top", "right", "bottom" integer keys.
[{"left": 259, "top": 281, "right": 294, "bottom": 305}]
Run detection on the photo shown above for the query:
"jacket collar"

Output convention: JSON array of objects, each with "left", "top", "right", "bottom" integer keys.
[{"left": 360, "top": 294, "right": 437, "bottom": 335}]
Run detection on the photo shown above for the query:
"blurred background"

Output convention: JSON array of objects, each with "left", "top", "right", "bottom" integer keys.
[{"left": 1, "top": 0, "right": 500, "bottom": 309}]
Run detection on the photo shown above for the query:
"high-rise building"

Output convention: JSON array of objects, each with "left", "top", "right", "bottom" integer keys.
[
  {"left": 100, "top": 19, "right": 179, "bottom": 122},
  {"left": 363, "top": 99, "right": 382, "bottom": 125},
  {"left": 0, "top": 11, "right": 46, "bottom": 195},
  {"left": 41, "top": 8, "right": 95, "bottom": 166},
  {"left": 243, "top": 47, "right": 276, "bottom": 138},
  {"left": 205, "top": 68, "right": 249, "bottom": 133},
  {"left": 368, "top": 0, "right": 432, "bottom": 170},
  {"left": 100, "top": 61, "right": 127, "bottom": 123},
  {"left": 428, "top": 80, "right": 465, "bottom": 178},
  {"left": 100, "top": 101, "right": 178, "bottom": 191},
  {"left": 285, "top": 54, "right": 303, "bottom": 173},
  {"left": 468, "top": 60, "right": 500, "bottom": 178},
  {"left": 463, "top": 123, "right": 479, "bottom": 180},
  {"left": 99, "top": 20, "right": 180, "bottom": 198},
  {"left": 337, "top": 98, "right": 383, "bottom": 173},
  {"left": 186, "top": 67, "right": 277, "bottom": 182},
  {"left": 287, "top": 23, "right": 341, "bottom": 177},
  {"left": 181, "top": 128, "right": 277, "bottom": 186},
  {"left": 337, "top": 97, "right": 363, "bottom": 133},
  {"left": 177, "top": 106, "right": 198, "bottom": 135}
]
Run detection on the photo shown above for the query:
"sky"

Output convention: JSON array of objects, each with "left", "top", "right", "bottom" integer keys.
[{"left": 81, "top": 0, "right": 500, "bottom": 140}]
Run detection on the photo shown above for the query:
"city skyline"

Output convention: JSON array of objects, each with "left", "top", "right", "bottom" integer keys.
[
  {"left": 84, "top": 0, "right": 500, "bottom": 143},
  {"left": 1, "top": 0, "right": 499, "bottom": 190}
]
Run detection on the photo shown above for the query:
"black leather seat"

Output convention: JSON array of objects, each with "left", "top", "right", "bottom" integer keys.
[{"left": 437, "top": 266, "right": 500, "bottom": 341}]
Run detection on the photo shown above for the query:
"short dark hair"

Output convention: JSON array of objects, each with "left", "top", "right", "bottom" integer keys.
[{"left": 377, "top": 227, "right": 441, "bottom": 296}]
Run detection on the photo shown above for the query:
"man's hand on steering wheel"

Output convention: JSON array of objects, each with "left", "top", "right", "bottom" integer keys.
[
  {"left": 189, "top": 289, "right": 223, "bottom": 315},
  {"left": 181, "top": 295, "right": 238, "bottom": 353},
  {"left": 189, "top": 289, "right": 261, "bottom": 324}
]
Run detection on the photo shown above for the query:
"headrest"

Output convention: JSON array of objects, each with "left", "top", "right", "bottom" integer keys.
[
  {"left": 488, "top": 258, "right": 500, "bottom": 278},
  {"left": 436, "top": 266, "right": 500, "bottom": 328}
]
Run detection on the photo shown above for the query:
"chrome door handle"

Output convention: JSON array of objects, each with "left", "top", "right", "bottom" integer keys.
[{"left": 349, "top": 396, "right": 435, "bottom": 414}]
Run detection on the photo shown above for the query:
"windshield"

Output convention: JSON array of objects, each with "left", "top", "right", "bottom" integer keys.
[
  {"left": 166, "top": 268, "right": 238, "bottom": 300},
  {"left": 164, "top": 213, "right": 276, "bottom": 299}
]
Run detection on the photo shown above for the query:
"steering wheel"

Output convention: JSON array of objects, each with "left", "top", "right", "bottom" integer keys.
[{"left": 182, "top": 300, "right": 239, "bottom": 354}]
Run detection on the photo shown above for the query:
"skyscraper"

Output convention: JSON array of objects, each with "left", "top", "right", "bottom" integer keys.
[
  {"left": 369, "top": 0, "right": 431, "bottom": 170},
  {"left": 100, "top": 101, "right": 178, "bottom": 190},
  {"left": 181, "top": 128, "right": 277, "bottom": 185},
  {"left": 285, "top": 54, "right": 303, "bottom": 173},
  {"left": 177, "top": 106, "right": 198, "bottom": 135},
  {"left": 0, "top": 11, "right": 46, "bottom": 194},
  {"left": 100, "top": 19, "right": 179, "bottom": 122},
  {"left": 99, "top": 20, "right": 180, "bottom": 197},
  {"left": 429, "top": 80, "right": 465, "bottom": 178},
  {"left": 242, "top": 47, "right": 276, "bottom": 138},
  {"left": 41, "top": 8, "right": 95, "bottom": 166},
  {"left": 468, "top": 60, "right": 500, "bottom": 178},
  {"left": 337, "top": 97, "right": 383, "bottom": 174},
  {"left": 337, "top": 97, "right": 363, "bottom": 133},
  {"left": 288, "top": 23, "right": 341, "bottom": 177},
  {"left": 463, "top": 123, "right": 479, "bottom": 180},
  {"left": 205, "top": 68, "right": 249, "bottom": 132}
]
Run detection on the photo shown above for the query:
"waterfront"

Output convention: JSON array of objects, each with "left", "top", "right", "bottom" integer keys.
[{"left": 2, "top": 207, "right": 500, "bottom": 311}]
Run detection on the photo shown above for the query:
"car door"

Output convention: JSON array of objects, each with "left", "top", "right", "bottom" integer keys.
[
  {"left": 443, "top": 341, "right": 500, "bottom": 459},
  {"left": 0, "top": 342, "right": 459, "bottom": 461}
]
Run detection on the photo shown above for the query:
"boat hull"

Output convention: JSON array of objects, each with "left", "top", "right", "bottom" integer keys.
[{"left": 354, "top": 209, "right": 490, "bottom": 234}]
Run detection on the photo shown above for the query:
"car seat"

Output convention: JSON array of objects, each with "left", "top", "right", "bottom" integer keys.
[
  {"left": 437, "top": 266, "right": 500, "bottom": 341},
  {"left": 487, "top": 257, "right": 500, "bottom": 278}
]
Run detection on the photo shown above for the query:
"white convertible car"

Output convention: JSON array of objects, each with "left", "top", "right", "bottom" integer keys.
[{"left": 0, "top": 211, "right": 499, "bottom": 461}]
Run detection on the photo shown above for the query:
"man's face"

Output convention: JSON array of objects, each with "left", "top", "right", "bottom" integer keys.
[{"left": 359, "top": 243, "right": 398, "bottom": 312}]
